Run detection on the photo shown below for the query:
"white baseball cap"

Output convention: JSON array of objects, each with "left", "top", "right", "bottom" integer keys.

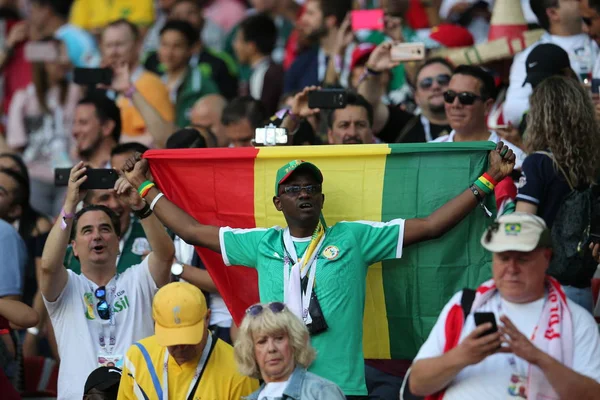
[{"left": 481, "top": 212, "right": 552, "bottom": 253}]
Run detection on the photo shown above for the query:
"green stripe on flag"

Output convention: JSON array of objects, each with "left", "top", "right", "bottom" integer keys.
[{"left": 380, "top": 142, "right": 497, "bottom": 359}]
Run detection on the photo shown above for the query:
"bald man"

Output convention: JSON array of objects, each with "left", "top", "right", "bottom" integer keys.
[{"left": 189, "top": 94, "right": 228, "bottom": 147}]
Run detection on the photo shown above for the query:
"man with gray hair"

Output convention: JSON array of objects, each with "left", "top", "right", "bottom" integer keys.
[{"left": 405, "top": 212, "right": 600, "bottom": 400}]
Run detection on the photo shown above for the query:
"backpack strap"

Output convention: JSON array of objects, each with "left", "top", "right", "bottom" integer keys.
[
  {"left": 460, "top": 288, "right": 476, "bottom": 317},
  {"left": 535, "top": 151, "right": 575, "bottom": 191}
]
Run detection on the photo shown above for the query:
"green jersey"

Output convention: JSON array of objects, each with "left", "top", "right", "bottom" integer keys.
[
  {"left": 65, "top": 215, "right": 149, "bottom": 274},
  {"left": 220, "top": 219, "right": 405, "bottom": 395}
]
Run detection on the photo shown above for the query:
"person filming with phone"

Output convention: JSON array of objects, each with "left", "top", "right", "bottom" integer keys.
[
  {"left": 39, "top": 162, "right": 175, "bottom": 399},
  {"left": 405, "top": 212, "right": 600, "bottom": 400}
]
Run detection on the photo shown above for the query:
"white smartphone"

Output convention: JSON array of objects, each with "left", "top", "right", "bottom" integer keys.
[
  {"left": 390, "top": 42, "right": 425, "bottom": 62},
  {"left": 24, "top": 41, "right": 59, "bottom": 62},
  {"left": 254, "top": 125, "right": 288, "bottom": 145}
]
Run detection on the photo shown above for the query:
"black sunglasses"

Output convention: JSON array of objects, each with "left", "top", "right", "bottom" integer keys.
[
  {"left": 95, "top": 286, "right": 110, "bottom": 320},
  {"left": 418, "top": 74, "right": 451, "bottom": 90},
  {"left": 281, "top": 184, "right": 322, "bottom": 196},
  {"left": 246, "top": 302, "right": 286, "bottom": 317},
  {"left": 443, "top": 90, "right": 483, "bottom": 106}
]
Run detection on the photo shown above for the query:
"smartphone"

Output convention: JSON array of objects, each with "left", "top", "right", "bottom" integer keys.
[
  {"left": 73, "top": 67, "right": 113, "bottom": 86},
  {"left": 390, "top": 42, "right": 425, "bottom": 62},
  {"left": 55, "top": 168, "right": 118, "bottom": 190},
  {"left": 474, "top": 312, "right": 498, "bottom": 337},
  {"left": 24, "top": 41, "right": 59, "bottom": 63},
  {"left": 308, "top": 89, "right": 348, "bottom": 109},
  {"left": 254, "top": 125, "right": 288, "bottom": 145},
  {"left": 351, "top": 9, "right": 384, "bottom": 31}
]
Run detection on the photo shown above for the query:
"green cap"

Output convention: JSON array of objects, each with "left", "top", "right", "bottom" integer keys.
[{"left": 274, "top": 160, "right": 323, "bottom": 195}]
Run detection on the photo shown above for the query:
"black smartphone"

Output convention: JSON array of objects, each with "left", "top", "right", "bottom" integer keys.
[
  {"left": 55, "top": 168, "right": 118, "bottom": 190},
  {"left": 73, "top": 67, "right": 113, "bottom": 86},
  {"left": 474, "top": 312, "right": 498, "bottom": 337},
  {"left": 308, "top": 89, "right": 348, "bottom": 109}
]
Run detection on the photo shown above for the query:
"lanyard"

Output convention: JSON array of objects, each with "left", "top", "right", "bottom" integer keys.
[
  {"left": 282, "top": 229, "right": 324, "bottom": 324},
  {"left": 161, "top": 333, "right": 213, "bottom": 400},
  {"left": 90, "top": 275, "right": 119, "bottom": 355}
]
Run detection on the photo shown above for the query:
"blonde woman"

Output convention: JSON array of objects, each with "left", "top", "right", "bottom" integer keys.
[
  {"left": 515, "top": 75, "right": 600, "bottom": 311},
  {"left": 234, "top": 302, "right": 345, "bottom": 400}
]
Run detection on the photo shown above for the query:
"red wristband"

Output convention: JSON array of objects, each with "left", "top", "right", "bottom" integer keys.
[{"left": 483, "top": 172, "right": 498, "bottom": 186}]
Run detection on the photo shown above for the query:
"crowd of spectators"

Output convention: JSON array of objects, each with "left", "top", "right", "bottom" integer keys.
[{"left": 1, "top": 0, "right": 600, "bottom": 399}]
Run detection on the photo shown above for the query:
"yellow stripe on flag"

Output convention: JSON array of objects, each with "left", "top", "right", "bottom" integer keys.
[{"left": 254, "top": 144, "right": 392, "bottom": 359}]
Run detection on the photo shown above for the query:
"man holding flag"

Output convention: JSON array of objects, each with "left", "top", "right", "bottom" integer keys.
[{"left": 120, "top": 143, "right": 516, "bottom": 399}]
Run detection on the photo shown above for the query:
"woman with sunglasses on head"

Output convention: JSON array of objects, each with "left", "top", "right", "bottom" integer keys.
[
  {"left": 235, "top": 302, "right": 345, "bottom": 400},
  {"left": 515, "top": 75, "right": 600, "bottom": 312}
]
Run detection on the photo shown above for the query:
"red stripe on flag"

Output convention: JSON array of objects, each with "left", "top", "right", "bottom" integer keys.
[{"left": 145, "top": 148, "right": 261, "bottom": 324}]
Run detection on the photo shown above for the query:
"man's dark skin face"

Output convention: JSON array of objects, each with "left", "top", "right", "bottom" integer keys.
[{"left": 272, "top": 170, "right": 324, "bottom": 237}]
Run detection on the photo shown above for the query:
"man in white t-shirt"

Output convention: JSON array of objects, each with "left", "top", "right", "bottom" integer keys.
[
  {"left": 432, "top": 66, "right": 526, "bottom": 168},
  {"left": 39, "top": 162, "right": 175, "bottom": 400},
  {"left": 504, "top": 0, "right": 596, "bottom": 126},
  {"left": 404, "top": 212, "right": 600, "bottom": 400}
]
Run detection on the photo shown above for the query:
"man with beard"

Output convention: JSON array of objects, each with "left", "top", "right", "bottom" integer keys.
[
  {"left": 279, "top": 86, "right": 373, "bottom": 145},
  {"left": 284, "top": 0, "right": 353, "bottom": 93},
  {"left": 326, "top": 93, "right": 374, "bottom": 145},
  {"left": 432, "top": 66, "right": 526, "bottom": 168},
  {"left": 72, "top": 93, "right": 121, "bottom": 169},
  {"left": 358, "top": 43, "right": 452, "bottom": 143}
]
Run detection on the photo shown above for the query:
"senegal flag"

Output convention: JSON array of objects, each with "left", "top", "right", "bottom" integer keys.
[{"left": 145, "top": 142, "right": 496, "bottom": 359}]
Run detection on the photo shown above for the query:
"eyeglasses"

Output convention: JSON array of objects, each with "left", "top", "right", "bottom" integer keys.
[
  {"left": 418, "top": 74, "right": 451, "bottom": 90},
  {"left": 95, "top": 286, "right": 110, "bottom": 320},
  {"left": 246, "top": 302, "right": 286, "bottom": 317},
  {"left": 281, "top": 184, "right": 322, "bottom": 196},
  {"left": 443, "top": 90, "right": 483, "bottom": 106}
]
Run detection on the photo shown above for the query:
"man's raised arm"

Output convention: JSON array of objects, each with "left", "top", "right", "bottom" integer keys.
[
  {"left": 402, "top": 142, "right": 516, "bottom": 247},
  {"left": 121, "top": 155, "right": 221, "bottom": 253},
  {"left": 113, "top": 177, "right": 175, "bottom": 287},
  {"left": 40, "top": 163, "right": 87, "bottom": 302}
]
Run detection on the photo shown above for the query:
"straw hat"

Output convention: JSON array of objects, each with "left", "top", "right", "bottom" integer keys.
[{"left": 488, "top": 0, "right": 528, "bottom": 41}]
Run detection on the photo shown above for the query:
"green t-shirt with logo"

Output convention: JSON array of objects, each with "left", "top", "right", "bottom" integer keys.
[
  {"left": 220, "top": 219, "right": 405, "bottom": 396},
  {"left": 65, "top": 216, "right": 150, "bottom": 274}
]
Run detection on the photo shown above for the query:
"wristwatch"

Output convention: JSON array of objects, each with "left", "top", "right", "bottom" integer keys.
[{"left": 171, "top": 262, "right": 184, "bottom": 281}]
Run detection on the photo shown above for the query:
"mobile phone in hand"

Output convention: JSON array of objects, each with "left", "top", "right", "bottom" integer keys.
[
  {"left": 474, "top": 312, "right": 498, "bottom": 337},
  {"left": 390, "top": 43, "right": 425, "bottom": 62},
  {"left": 308, "top": 89, "right": 348, "bottom": 109},
  {"left": 351, "top": 9, "right": 384, "bottom": 31},
  {"left": 24, "top": 42, "right": 59, "bottom": 63},
  {"left": 73, "top": 67, "right": 113, "bottom": 86},
  {"left": 55, "top": 168, "right": 118, "bottom": 190}
]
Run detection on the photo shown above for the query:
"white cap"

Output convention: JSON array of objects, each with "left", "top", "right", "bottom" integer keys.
[{"left": 481, "top": 212, "right": 552, "bottom": 253}]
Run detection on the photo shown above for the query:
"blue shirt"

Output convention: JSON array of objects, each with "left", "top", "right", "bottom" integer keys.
[
  {"left": 284, "top": 47, "right": 320, "bottom": 95},
  {"left": 0, "top": 219, "right": 27, "bottom": 297},
  {"left": 55, "top": 24, "right": 101, "bottom": 68}
]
